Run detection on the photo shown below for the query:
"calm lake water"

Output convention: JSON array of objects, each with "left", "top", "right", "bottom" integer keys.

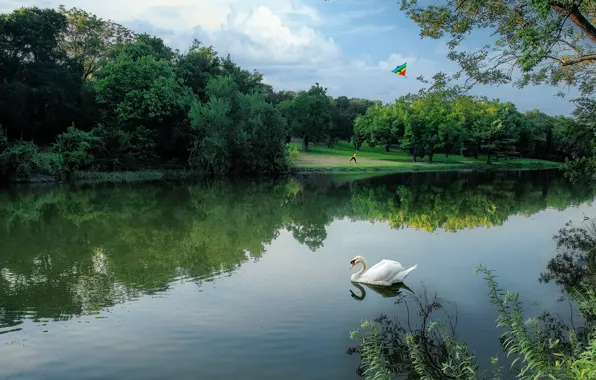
[{"left": 0, "top": 169, "right": 594, "bottom": 379}]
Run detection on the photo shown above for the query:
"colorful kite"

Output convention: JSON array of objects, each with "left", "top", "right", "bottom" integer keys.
[{"left": 392, "top": 63, "right": 406, "bottom": 76}]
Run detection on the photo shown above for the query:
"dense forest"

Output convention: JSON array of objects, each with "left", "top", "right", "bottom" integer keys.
[{"left": 0, "top": 6, "right": 594, "bottom": 183}]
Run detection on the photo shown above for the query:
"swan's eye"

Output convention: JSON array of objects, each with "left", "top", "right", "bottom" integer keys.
[{"left": 350, "top": 260, "right": 355, "bottom": 265}]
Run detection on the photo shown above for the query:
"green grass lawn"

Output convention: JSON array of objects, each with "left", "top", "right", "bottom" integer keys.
[{"left": 289, "top": 141, "right": 562, "bottom": 173}]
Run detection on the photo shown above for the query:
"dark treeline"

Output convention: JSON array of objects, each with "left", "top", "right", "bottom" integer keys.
[{"left": 0, "top": 6, "right": 594, "bottom": 182}]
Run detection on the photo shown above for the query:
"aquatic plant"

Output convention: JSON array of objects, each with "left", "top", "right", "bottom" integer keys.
[{"left": 349, "top": 266, "right": 596, "bottom": 379}]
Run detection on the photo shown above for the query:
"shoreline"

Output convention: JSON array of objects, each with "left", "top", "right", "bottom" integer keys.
[
  {"left": 290, "top": 161, "right": 562, "bottom": 174},
  {"left": 2, "top": 161, "right": 563, "bottom": 185}
]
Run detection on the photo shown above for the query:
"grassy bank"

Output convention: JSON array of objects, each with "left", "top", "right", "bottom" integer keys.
[{"left": 289, "top": 141, "right": 562, "bottom": 173}]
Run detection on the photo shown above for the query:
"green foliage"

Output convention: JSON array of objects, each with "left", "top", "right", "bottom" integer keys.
[
  {"left": 399, "top": 0, "right": 596, "bottom": 98},
  {"left": 57, "top": 5, "right": 136, "bottom": 80},
  {"left": 354, "top": 101, "right": 405, "bottom": 152},
  {"left": 408, "top": 321, "right": 481, "bottom": 379},
  {"left": 0, "top": 141, "right": 63, "bottom": 181},
  {"left": 0, "top": 7, "right": 84, "bottom": 143},
  {"left": 355, "top": 89, "right": 570, "bottom": 164},
  {"left": 349, "top": 321, "right": 394, "bottom": 380},
  {"left": 287, "top": 144, "right": 301, "bottom": 164},
  {"left": 328, "top": 96, "right": 376, "bottom": 148},
  {"left": 279, "top": 83, "right": 333, "bottom": 151},
  {"left": 53, "top": 125, "right": 98, "bottom": 171},
  {"left": 93, "top": 53, "right": 192, "bottom": 124},
  {"left": 393, "top": 0, "right": 596, "bottom": 181},
  {"left": 564, "top": 156, "right": 596, "bottom": 184},
  {"left": 188, "top": 75, "right": 289, "bottom": 175},
  {"left": 175, "top": 39, "right": 221, "bottom": 101}
]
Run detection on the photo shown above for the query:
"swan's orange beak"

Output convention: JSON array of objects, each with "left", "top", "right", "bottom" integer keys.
[{"left": 349, "top": 263, "right": 354, "bottom": 269}]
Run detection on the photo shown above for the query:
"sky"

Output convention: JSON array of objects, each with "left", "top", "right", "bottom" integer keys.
[{"left": 0, "top": 0, "right": 580, "bottom": 116}]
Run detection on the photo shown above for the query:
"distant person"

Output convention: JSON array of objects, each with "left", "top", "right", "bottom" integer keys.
[{"left": 350, "top": 152, "right": 357, "bottom": 163}]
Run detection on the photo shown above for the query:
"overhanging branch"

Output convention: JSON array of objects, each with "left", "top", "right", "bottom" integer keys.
[
  {"left": 551, "top": 2, "right": 596, "bottom": 45},
  {"left": 561, "top": 54, "right": 596, "bottom": 66}
]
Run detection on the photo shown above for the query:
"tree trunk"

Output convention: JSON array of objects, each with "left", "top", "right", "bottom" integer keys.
[
  {"left": 384, "top": 143, "right": 390, "bottom": 152},
  {"left": 445, "top": 144, "right": 451, "bottom": 157},
  {"left": 302, "top": 136, "right": 309, "bottom": 152},
  {"left": 412, "top": 146, "right": 417, "bottom": 162},
  {"left": 486, "top": 152, "right": 492, "bottom": 164},
  {"left": 551, "top": 3, "right": 596, "bottom": 45},
  {"left": 327, "top": 136, "right": 334, "bottom": 148},
  {"left": 428, "top": 150, "right": 433, "bottom": 163}
]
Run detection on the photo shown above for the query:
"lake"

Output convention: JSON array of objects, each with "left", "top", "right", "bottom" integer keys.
[{"left": 0, "top": 169, "right": 594, "bottom": 379}]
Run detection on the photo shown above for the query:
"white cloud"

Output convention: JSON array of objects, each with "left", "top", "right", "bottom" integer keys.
[
  {"left": 0, "top": 0, "right": 475, "bottom": 105},
  {"left": 262, "top": 53, "right": 441, "bottom": 102},
  {"left": 210, "top": 5, "right": 341, "bottom": 65}
]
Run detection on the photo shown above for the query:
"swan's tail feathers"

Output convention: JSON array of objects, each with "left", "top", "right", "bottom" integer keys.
[{"left": 394, "top": 264, "right": 418, "bottom": 283}]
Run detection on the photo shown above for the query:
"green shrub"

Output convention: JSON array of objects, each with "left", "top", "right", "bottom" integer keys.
[
  {"left": 0, "top": 141, "right": 64, "bottom": 181},
  {"left": 53, "top": 124, "right": 98, "bottom": 171},
  {"left": 287, "top": 144, "right": 300, "bottom": 163},
  {"left": 564, "top": 156, "right": 596, "bottom": 184}
]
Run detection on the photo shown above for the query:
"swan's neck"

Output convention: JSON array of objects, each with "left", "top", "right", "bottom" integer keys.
[{"left": 351, "top": 259, "right": 367, "bottom": 281}]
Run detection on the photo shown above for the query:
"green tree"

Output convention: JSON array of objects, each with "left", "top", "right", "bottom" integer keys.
[
  {"left": 0, "top": 7, "right": 83, "bottom": 143},
  {"left": 402, "top": 92, "right": 453, "bottom": 163},
  {"left": 524, "top": 110, "right": 558, "bottom": 159},
  {"left": 327, "top": 96, "right": 351, "bottom": 148},
  {"left": 91, "top": 43, "right": 193, "bottom": 166},
  {"left": 175, "top": 39, "right": 221, "bottom": 101},
  {"left": 473, "top": 99, "right": 521, "bottom": 164},
  {"left": 58, "top": 6, "right": 135, "bottom": 81},
  {"left": 220, "top": 55, "right": 266, "bottom": 95},
  {"left": 327, "top": 96, "right": 374, "bottom": 148},
  {"left": 188, "top": 75, "right": 289, "bottom": 175},
  {"left": 107, "top": 33, "right": 177, "bottom": 63},
  {"left": 280, "top": 83, "right": 333, "bottom": 152},
  {"left": 562, "top": 98, "right": 596, "bottom": 182},
  {"left": 93, "top": 54, "right": 192, "bottom": 126},
  {"left": 353, "top": 101, "right": 405, "bottom": 152},
  {"left": 400, "top": 0, "right": 596, "bottom": 97}
]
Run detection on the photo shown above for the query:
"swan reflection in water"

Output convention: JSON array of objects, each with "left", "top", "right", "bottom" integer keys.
[{"left": 349, "top": 282, "right": 414, "bottom": 301}]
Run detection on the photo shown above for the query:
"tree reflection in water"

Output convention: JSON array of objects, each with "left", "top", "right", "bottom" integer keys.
[{"left": 2, "top": 169, "right": 592, "bottom": 331}]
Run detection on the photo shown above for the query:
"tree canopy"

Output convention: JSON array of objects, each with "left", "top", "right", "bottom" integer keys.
[{"left": 400, "top": 0, "right": 596, "bottom": 97}]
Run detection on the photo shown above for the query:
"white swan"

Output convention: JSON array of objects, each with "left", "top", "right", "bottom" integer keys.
[{"left": 349, "top": 255, "right": 418, "bottom": 286}]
